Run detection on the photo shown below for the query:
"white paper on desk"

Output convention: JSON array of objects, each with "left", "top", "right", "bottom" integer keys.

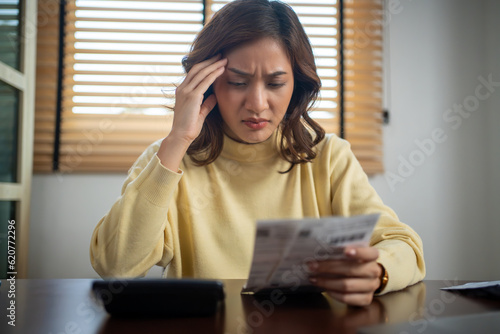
[
  {"left": 242, "top": 213, "right": 380, "bottom": 293},
  {"left": 441, "top": 281, "right": 500, "bottom": 290},
  {"left": 441, "top": 281, "right": 500, "bottom": 299}
]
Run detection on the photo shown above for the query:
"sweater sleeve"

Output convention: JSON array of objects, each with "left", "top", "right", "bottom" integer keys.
[
  {"left": 328, "top": 136, "right": 426, "bottom": 294},
  {"left": 90, "top": 140, "right": 183, "bottom": 278}
]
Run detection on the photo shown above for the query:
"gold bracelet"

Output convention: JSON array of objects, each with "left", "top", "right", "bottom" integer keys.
[{"left": 375, "top": 263, "right": 389, "bottom": 294}]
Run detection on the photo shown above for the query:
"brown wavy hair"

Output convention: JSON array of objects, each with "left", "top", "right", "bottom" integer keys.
[{"left": 183, "top": 0, "right": 325, "bottom": 172}]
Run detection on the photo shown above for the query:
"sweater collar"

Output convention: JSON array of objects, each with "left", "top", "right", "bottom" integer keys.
[{"left": 220, "top": 130, "right": 280, "bottom": 162}]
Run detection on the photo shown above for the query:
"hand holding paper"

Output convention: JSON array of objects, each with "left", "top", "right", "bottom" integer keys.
[
  {"left": 242, "top": 213, "right": 381, "bottom": 307},
  {"left": 308, "top": 246, "right": 383, "bottom": 306}
]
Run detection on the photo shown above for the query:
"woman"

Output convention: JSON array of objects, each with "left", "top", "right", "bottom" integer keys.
[{"left": 90, "top": 0, "right": 425, "bottom": 306}]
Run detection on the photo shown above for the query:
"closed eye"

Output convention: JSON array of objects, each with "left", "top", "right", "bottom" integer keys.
[
  {"left": 269, "top": 83, "right": 286, "bottom": 88},
  {"left": 228, "top": 81, "right": 246, "bottom": 86}
]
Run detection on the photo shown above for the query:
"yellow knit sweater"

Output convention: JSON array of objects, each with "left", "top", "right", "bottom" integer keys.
[{"left": 90, "top": 132, "right": 425, "bottom": 294}]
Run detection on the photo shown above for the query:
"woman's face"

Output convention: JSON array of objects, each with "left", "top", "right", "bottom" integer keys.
[{"left": 213, "top": 37, "right": 294, "bottom": 144}]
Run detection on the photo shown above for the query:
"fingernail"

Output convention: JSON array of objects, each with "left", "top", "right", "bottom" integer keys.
[
  {"left": 309, "top": 277, "right": 317, "bottom": 284},
  {"left": 346, "top": 249, "right": 356, "bottom": 256}
]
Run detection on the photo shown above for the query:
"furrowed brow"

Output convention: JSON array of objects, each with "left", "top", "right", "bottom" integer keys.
[
  {"left": 228, "top": 68, "right": 251, "bottom": 76},
  {"left": 227, "top": 68, "right": 288, "bottom": 78}
]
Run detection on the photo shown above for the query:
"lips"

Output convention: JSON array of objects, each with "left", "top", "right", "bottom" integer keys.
[{"left": 242, "top": 118, "right": 270, "bottom": 130}]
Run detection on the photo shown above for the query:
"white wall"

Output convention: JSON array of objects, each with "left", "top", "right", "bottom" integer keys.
[
  {"left": 29, "top": 174, "right": 125, "bottom": 278},
  {"left": 29, "top": 0, "right": 500, "bottom": 280},
  {"left": 485, "top": 0, "right": 500, "bottom": 278},
  {"left": 370, "top": 0, "right": 496, "bottom": 280}
]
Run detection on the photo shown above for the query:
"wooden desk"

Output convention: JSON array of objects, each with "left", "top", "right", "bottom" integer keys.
[{"left": 1, "top": 279, "right": 499, "bottom": 334}]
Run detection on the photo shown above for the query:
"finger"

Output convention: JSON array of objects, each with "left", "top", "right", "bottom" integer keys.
[
  {"left": 310, "top": 276, "right": 380, "bottom": 294},
  {"left": 191, "top": 64, "right": 225, "bottom": 98},
  {"left": 183, "top": 58, "right": 227, "bottom": 92},
  {"left": 344, "top": 246, "right": 379, "bottom": 262},
  {"left": 199, "top": 94, "right": 217, "bottom": 119},
  {"left": 311, "top": 260, "right": 381, "bottom": 278},
  {"left": 185, "top": 54, "right": 221, "bottom": 79},
  {"left": 327, "top": 290, "right": 374, "bottom": 307},
  {"left": 178, "top": 54, "right": 221, "bottom": 88}
]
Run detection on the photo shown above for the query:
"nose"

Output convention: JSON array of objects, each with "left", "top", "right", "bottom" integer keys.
[{"left": 244, "top": 83, "right": 269, "bottom": 114}]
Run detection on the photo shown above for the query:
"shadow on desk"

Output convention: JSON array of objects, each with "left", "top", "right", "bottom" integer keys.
[
  {"left": 97, "top": 313, "right": 225, "bottom": 334},
  {"left": 237, "top": 281, "right": 426, "bottom": 334}
]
